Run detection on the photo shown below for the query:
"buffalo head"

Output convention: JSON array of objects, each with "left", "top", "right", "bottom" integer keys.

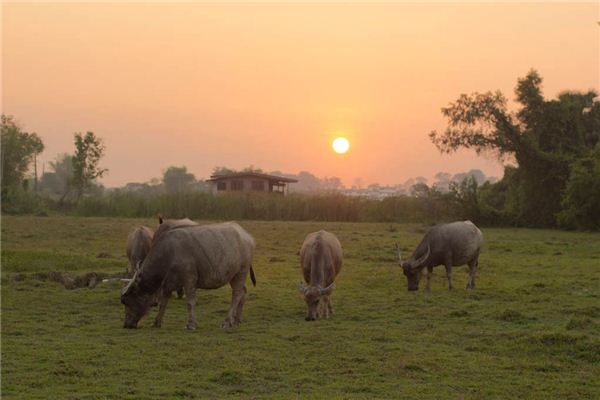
[
  {"left": 120, "top": 270, "right": 153, "bottom": 329},
  {"left": 396, "top": 243, "right": 430, "bottom": 291},
  {"left": 298, "top": 282, "right": 335, "bottom": 321}
]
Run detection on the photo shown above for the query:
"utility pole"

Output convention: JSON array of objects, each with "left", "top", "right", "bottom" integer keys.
[{"left": 34, "top": 154, "right": 38, "bottom": 192}]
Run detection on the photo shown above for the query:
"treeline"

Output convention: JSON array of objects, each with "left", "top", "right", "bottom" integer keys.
[{"left": 3, "top": 70, "right": 599, "bottom": 229}]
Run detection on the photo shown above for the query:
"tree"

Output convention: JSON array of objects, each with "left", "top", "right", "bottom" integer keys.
[
  {"left": 71, "top": 132, "right": 107, "bottom": 202},
  {"left": 410, "top": 182, "right": 430, "bottom": 198},
  {"left": 212, "top": 166, "right": 236, "bottom": 176},
  {"left": 163, "top": 166, "right": 196, "bottom": 193},
  {"left": 448, "top": 176, "right": 480, "bottom": 223},
  {"left": 322, "top": 176, "right": 343, "bottom": 191},
  {"left": 557, "top": 144, "right": 600, "bottom": 230},
  {"left": 241, "top": 165, "right": 264, "bottom": 173},
  {"left": 1, "top": 115, "right": 44, "bottom": 193},
  {"left": 39, "top": 154, "right": 74, "bottom": 198},
  {"left": 430, "top": 70, "right": 600, "bottom": 227}
]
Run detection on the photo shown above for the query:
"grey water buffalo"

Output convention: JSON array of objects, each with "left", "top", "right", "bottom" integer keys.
[
  {"left": 121, "top": 222, "right": 256, "bottom": 330},
  {"left": 153, "top": 217, "right": 198, "bottom": 299},
  {"left": 125, "top": 226, "right": 153, "bottom": 276},
  {"left": 299, "top": 230, "right": 343, "bottom": 321},
  {"left": 397, "top": 220, "right": 483, "bottom": 291}
]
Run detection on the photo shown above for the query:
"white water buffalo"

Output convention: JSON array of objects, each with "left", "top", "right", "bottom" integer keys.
[
  {"left": 125, "top": 226, "right": 153, "bottom": 276},
  {"left": 397, "top": 220, "right": 483, "bottom": 291},
  {"left": 121, "top": 222, "right": 256, "bottom": 330},
  {"left": 299, "top": 230, "right": 343, "bottom": 321}
]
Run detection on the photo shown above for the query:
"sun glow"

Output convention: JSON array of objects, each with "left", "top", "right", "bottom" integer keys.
[{"left": 332, "top": 137, "right": 350, "bottom": 154}]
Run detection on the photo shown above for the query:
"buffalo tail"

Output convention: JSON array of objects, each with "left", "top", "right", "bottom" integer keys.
[{"left": 249, "top": 265, "right": 257, "bottom": 287}]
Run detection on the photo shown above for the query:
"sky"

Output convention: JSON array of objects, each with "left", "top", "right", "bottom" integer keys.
[{"left": 2, "top": 2, "right": 599, "bottom": 188}]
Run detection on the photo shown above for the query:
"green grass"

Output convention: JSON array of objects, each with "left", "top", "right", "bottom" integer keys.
[{"left": 2, "top": 216, "right": 600, "bottom": 399}]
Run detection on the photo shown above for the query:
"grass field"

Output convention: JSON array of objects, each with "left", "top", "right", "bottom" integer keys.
[{"left": 2, "top": 216, "right": 600, "bottom": 399}]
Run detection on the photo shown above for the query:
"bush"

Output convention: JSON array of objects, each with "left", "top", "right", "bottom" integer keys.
[
  {"left": 1, "top": 188, "right": 51, "bottom": 215},
  {"left": 558, "top": 144, "right": 600, "bottom": 230}
]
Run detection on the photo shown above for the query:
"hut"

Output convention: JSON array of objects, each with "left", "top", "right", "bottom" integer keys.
[{"left": 207, "top": 172, "right": 297, "bottom": 195}]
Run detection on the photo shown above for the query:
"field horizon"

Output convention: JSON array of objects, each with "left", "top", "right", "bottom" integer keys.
[{"left": 2, "top": 216, "right": 599, "bottom": 399}]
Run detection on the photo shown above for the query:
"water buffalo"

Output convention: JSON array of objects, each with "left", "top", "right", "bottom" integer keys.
[
  {"left": 121, "top": 222, "right": 256, "bottom": 330},
  {"left": 153, "top": 217, "right": 198, "bottom": 299},
  {"left": 397, "top": 220, "right": 483, "bottom": 291},
  {"left": 299, "top": 230, "right": 343, "bottom": 321},
  {"left": 125, "top": 226, "right": 153, "bottom": 276}
]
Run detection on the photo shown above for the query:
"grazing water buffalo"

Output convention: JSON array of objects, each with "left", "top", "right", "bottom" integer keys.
[
  {"left": 125, "top": 226, "right": 153, "bottom": 276},
  {"left": 397, "top": 220, "right": 483, "bottom": 291},
  {"left": 153, "top": 217, "right": 198, "bottom": 299},
  {"left": 299, "top": 230, "right": 343, "bottom": 321},
  {"left": 121, "top": 222, "right": 256, "bottom": 330}
]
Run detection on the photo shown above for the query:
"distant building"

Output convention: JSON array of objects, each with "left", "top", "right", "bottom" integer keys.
[{"left": 207, "top": 172, "right": 297, "bottom": 195}]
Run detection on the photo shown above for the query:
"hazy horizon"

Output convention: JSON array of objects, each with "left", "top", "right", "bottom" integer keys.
[{"left": 3, "top": 2, "right": 598, "bottom": 187}]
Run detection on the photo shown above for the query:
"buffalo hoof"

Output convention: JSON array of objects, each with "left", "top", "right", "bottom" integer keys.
[
  {"left": 151, "top": 321, "right": 161, "bottom": 328},
  {"left": 186, "top": 323, "right": 197, "bottom": 330},
  {"left": 305, "top": 317, "right": 316, "bottom": 322},
  {"left": 221, "top": 319, "right": 239, "bottom": 329}
]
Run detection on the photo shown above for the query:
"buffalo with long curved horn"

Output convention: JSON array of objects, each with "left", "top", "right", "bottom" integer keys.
[{"left": 396, "top": 221, "right": 482, "bottom": 291}]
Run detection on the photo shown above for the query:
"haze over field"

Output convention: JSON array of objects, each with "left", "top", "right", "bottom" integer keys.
[{"left": 3, "top": 2, "right": 598, "bottom": 187}]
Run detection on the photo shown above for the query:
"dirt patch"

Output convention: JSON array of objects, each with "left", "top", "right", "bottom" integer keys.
[{"left": 10, "top": 271, "right": 126, "bottom": 289}]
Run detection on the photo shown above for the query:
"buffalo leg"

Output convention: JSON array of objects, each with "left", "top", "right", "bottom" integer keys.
[
  {"left": 152, "top": 289, "right": 172, "bottom": 328},
  {"left": 222, "top": 271, "right": 247, "bottom": 329},
  {"left": 318, "top": 298, "right": 326, "bottom": 319},
  {"left": 445, "top": 264, "right": 453, "bottom": 290},
  {"left": 321, "top": 296, "right": 333, "bottom": 318},
  {"left": 467, "top": 258, "right": 478, "bottom": 289},
  {"left": 425, "top": 266, "right": 433, "bottom": 292},
  {"left": 176, "top": 287, "right": 184, "bottom": 299},
  {"left": 234, "top": 286, "right": 247, "bottom": 324},
  {"left": 184, "top": 284, "right": 198, "bottom": 330}
]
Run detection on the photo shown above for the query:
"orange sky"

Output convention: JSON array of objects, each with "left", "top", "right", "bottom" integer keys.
[{"left": 2, "top": 2, "right": 599, "bottom": 187}]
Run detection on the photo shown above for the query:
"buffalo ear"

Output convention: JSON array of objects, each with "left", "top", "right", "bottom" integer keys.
[{"left": 158, "top": 215, "right": 164, "bottom": 224}]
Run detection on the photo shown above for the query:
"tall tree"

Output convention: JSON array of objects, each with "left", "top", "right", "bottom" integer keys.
[
  {"left": 430, "top": 70, "right": 600, "bottom": 226},
  {"left": 1, "top": 115, "right": 44, "bottom": 193},
  {"left": 163, "top": 166, "right": 196, "bottom": 193},
  {"left": 71, "top": 132, "right": 107, "bottom": 202}
]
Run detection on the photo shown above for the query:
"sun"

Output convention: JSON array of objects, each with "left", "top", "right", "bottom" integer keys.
[{"left": 332, "top": 137, "right": 350, "bottom": 154}]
